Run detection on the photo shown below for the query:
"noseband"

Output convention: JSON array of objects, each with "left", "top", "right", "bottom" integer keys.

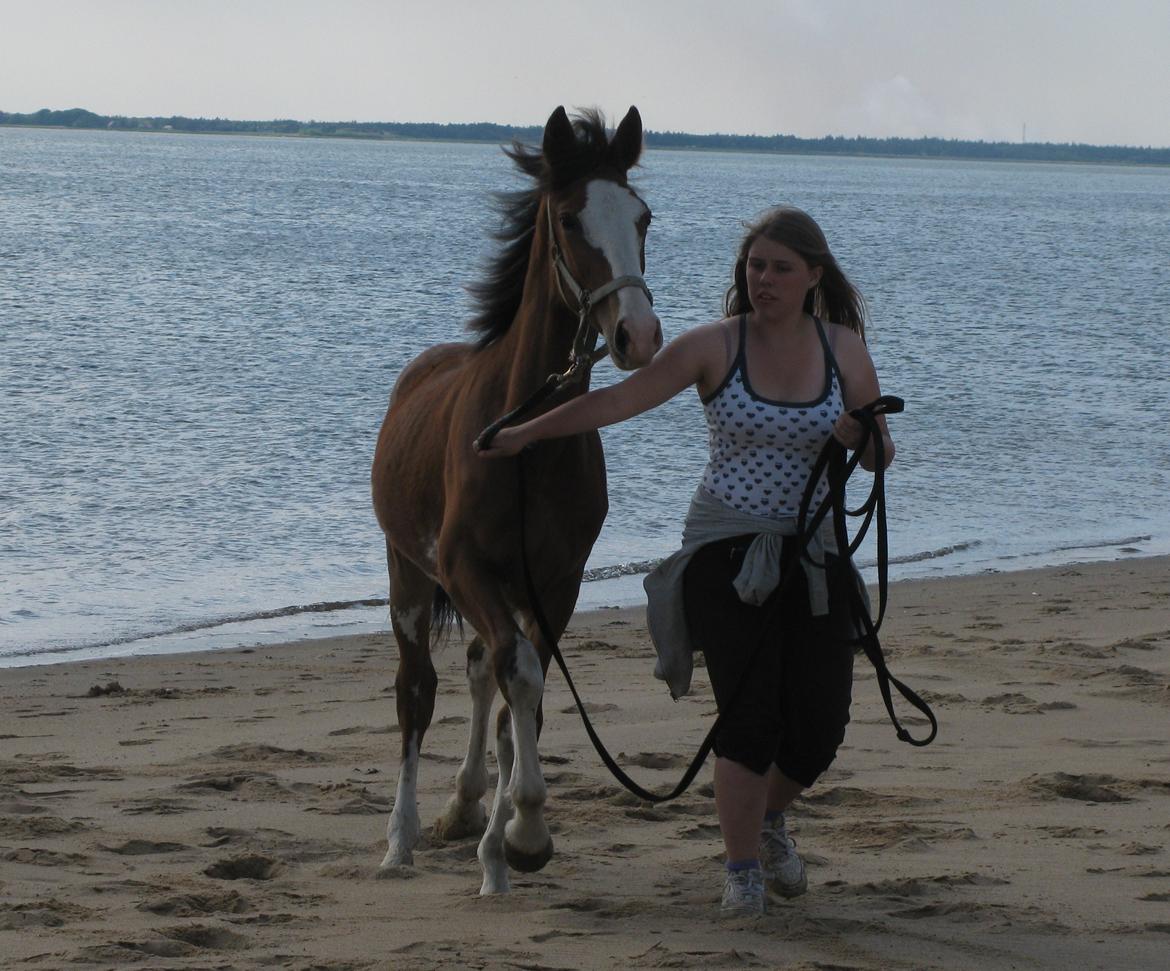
[{"left": 546, "top": 201, "right": 654, "bottom": 382}]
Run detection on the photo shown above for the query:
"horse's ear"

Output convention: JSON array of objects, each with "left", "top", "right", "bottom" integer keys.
[
  {"left": 609, "top": 106, "right": 643, "bottom": 171},
  {"left": 542, "top": 106, "right": 577, "bottom": 172}
]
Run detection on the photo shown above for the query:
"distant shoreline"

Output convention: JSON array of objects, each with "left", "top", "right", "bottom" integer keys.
[{"left": 4, "top": 107, "right": 1169, "bottom": 167}]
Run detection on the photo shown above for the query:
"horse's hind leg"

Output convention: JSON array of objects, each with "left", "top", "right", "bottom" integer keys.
[
  {"left": 380, "top": 546, "right": 438, "bottom": 869},
  {"left": 433, "top": 634, "right": 495, "bottom": 841}
]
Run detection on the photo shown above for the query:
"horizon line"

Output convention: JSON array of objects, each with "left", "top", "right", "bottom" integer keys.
[{"left": 3, "top": 105, "right": 1169, "bottom": 153}]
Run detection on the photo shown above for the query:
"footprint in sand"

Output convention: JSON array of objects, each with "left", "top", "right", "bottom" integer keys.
[
  {"left": 0, "top": 814, "right": 88, "bottom": 838},
  {"left": 100, "top": 839, "right": 189, "bottom": 856},
  {"left": 1, "top": 846, "right": 90, "bottom": 867},
  {"left": 1025, "top": 772, "right": 1130, "bottom": 802},
  {"left": 619, "top": 751, "right": 692, "bottom": 770},
  {"left": 981, "top": 692, "right": 1077, "bottom": 714},
  {"left": 823, "top": 818, "right": 978, "bottom": 851},
  {"left": 559, "top": 701, "right": 618, "bottom": 714},
  {"left": 0, "top": 761, "right": 122, "bottom": 784},
  {"left": 139, "top": 889, "right": 250, "bottom": 916},
  {"left": 120, "top": 797, "right": 199, "bottom": 816},
  {"left": 801, "top": 786, "right": 934, "bottom": 809},
  {"left": 834, "top": 871, "right": 1009, "bottom": 899},
  {"left": 201, "top": 743, "right": 331, "bottom": 764},
  {"left": 157, "top": 924, "right": 255, "bottom": 953},
  {"left": 557, "top": 784, "right": 623, "bottom": 802},
  {"left": 678, "top": 822, "right": 721, "bottom": 840},
  {"left": 1037, "top": 825, "right": 1106, "bottom": 839},
  {"left": 204, "top": 854, "right": 283, "bottom": 881},
  {"left": 0, "top": 899, "right": 95, "bottom": 930}
]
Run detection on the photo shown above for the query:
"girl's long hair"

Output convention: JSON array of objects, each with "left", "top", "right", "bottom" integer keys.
[{"left": 723, "top": 207, "right": 867, "bottom": 340}]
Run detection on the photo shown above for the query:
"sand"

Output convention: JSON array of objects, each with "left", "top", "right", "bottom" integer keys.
[{"left": 2, "top": 556, "right": 1169, "bottom": 969}]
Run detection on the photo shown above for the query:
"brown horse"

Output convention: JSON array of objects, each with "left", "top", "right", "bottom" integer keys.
[{"left": 371, "top": 106, "right": 661, "bottom": 894}]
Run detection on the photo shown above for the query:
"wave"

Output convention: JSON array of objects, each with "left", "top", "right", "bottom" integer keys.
[
  {"left": 884, "top": 540, "right": 982, "bottom": 567},
  {"left": 582, "top": 559, "right": 662, "bottom": 581},
  {"left": 1051, "top": 534, "right": 1150, "bottom": 553},
  {"left": 5, "top": 532, "right": 1155, "bottom": 662},
  {"left": 6, "top": 564, "right": 665, "bottom": 660},
  {"left": 3, "top": 598, "right": 391, "bottom": 661}
]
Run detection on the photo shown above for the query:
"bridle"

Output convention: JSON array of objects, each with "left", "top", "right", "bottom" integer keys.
[
  {"left": 546, "top": 198, "right": 654, "bottom": 384},
  {"left": 473, "top": 196, "right": 656, "bottom": 449}
]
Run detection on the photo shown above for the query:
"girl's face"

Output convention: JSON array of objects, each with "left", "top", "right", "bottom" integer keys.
[{"left": 745, "top": 236, "right": 822, "bottom": 319}]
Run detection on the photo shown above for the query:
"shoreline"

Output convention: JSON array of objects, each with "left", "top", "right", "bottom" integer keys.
[
  {"left": 2, "top": 554, "right": 1168, "bottom": 967},
  {"left": 3, "top": 545, "right": 1166, "bottom": 671}
]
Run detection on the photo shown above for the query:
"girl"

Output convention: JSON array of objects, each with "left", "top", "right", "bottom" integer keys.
[{"left": 477, "top": 207, "right": 893, "bottom": 916}]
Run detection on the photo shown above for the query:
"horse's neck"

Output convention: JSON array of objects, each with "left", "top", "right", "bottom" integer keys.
[{"left": 496, "top": 258, "right": 586, "bottom": 409}]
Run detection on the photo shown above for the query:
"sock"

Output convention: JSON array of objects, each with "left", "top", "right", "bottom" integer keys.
[
  {"left": 763, "top": 809, "right": 785, "bottom": 828},
  {"left": 725, "top": 858, "right": 760, "bottom": 872}
]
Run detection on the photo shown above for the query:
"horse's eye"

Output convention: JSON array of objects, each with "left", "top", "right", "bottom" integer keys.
[{"left": 558, "top": 213, "right": 581, "bottom": 232}]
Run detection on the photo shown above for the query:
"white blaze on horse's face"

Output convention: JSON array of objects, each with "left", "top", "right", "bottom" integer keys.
[{"left": 577, "top": 180, "right": 662, "bottom": 370}]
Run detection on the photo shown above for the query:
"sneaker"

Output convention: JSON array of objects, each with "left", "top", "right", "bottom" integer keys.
[
  {"left": 760, "top": 813, "right": 807, "bottom": 898},
  {"left": 721, "top": 865, "right": 766, "bottom": 916}
]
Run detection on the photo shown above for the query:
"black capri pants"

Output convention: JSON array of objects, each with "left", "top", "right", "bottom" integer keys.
[{"left": 683, "top": 533, "right": 855, "bottom": 787}]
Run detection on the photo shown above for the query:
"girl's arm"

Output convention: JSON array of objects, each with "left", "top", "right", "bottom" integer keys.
[
  {"left": 831, "top": 328, "right": 895, "bottom": 472},
  {"left": 476, "top": 324, "right": 722, "bottom": 458}
]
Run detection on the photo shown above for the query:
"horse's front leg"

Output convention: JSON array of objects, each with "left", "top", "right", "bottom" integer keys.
[
  {"left": 478, "top": 703, "right": 516, "bottom": 894},
  {"left": 433, "top": 635, "right": 494, "bottom": 841},
  {"left": 449, "top": 562, "right": 572, "bottom": 892},
  {"left": 474, "top": 623, "right": 551, "bottom": 895},
  {"left": 498, "top": 624, "right": 554, "bottom": 874}
]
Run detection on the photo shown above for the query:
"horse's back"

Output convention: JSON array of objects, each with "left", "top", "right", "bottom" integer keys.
[{"left": 387, "top": 342, "right": 473, "bottom": 411}]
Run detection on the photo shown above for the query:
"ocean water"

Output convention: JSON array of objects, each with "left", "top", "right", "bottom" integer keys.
[{"left": 2, "top": 126, "right": 1169, "bottom": 667}]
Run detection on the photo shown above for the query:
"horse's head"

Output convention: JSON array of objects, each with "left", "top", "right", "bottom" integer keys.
[{"left": 540, "top": 106, "right": 662, "bottom": 371}]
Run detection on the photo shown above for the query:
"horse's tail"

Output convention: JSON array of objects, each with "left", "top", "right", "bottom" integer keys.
[{"left": 431, "top": 585, "right": 463, "bottom": 646}]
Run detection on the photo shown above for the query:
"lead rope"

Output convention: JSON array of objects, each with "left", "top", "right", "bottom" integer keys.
[
  {"left": 797, "top": 396, "right": 938, "bottom": 747},
  {"left": 508, "top": 394, "right": 935, "bottom": 805}
]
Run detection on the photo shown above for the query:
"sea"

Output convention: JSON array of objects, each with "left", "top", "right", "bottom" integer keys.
[{"left": 2, "top": 125, "right": 1169, "bottom": 668}]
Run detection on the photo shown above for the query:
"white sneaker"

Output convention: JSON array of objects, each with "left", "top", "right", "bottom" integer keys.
[
  {"left": 721, "top": 865, "right": 766, "bottom": 916},
  {"left": 760, "top": 813, "right": 807, "bottom": 898}
]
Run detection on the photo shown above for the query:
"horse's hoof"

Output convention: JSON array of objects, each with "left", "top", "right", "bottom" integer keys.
[
  {"left": 433, "top": 799, "right": 487, "bottom": 842},
  {"left": 504, "top": 835, "right": 553, "bottom": 873},
  {"left": 380, "top": 844, "right": 414, "bottom": 868}
]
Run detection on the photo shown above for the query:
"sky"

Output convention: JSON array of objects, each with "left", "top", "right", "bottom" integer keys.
[{"left": 4, "top": 0, "right": 1169, "bottom": 148}]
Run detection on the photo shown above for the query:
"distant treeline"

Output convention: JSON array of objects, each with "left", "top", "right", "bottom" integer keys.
[{"left": 3, "top": 106, "right": 1168, "bottom": 166}]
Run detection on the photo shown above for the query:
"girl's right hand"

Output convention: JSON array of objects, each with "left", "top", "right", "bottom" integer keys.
[{"left": 474, "top": 425, "right": 527, "bottom": 458}]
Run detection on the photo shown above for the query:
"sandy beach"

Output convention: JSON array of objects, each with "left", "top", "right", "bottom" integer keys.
[{"left": 2, "top": 556, "right": 1169, "bottom": 969}]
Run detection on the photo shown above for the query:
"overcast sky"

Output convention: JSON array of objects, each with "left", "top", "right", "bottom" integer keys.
[{"left": 4, "top": 0, "right": 1168, "bottom": 147}]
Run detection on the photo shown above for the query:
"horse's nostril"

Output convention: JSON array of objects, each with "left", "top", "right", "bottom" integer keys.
[
  {"left": 614, "top": 323, "right": 630, "bottom": 356},
  {"left": 653, "top": 322, "right": 663, "bottom": 349}
]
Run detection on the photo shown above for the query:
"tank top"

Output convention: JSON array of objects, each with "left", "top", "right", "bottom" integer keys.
[{"left": 700, "top": 314, "right": 845, "bottom": 519}]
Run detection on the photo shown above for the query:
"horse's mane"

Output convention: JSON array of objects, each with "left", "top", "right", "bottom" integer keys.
[{"left": 466, "top": 109, "right": 618, "bottom": 348}]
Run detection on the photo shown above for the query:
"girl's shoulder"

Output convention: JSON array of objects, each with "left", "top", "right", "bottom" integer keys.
[
  {"left": 824, "top": 320, "right": 867, "bottom": 358},
  {"left": 665, "top": 318, "right": 740, "bottom": 396},
  {"left": 671, "top": 317, "right": 738, "bottom": 352}
]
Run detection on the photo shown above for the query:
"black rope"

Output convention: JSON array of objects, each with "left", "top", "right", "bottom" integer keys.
[
  {"left": 474, "top": 375, "right": 566, "bottom": 455},
  {"left": 507, "top": 394, "right": 935, "bottom": 804},
  {"left": 797, "top": 396, "right": 938, "bottom": 747}
]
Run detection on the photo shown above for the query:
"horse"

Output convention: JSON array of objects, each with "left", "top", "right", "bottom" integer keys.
[{"left": 371, "top": 106, "right": 661, "bottom": 894}]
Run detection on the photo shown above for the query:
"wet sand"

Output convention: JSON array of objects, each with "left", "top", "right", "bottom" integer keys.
[{"left": 2, "top": 556, "right": 1169, "bottom": 969}]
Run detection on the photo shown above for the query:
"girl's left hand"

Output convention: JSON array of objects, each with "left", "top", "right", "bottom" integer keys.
[
  {"left": 833, "top": 412, "right": 866, "bottom": 451},
  {"left": 475, "top": 425, "right": 527, "bottom": 458}
]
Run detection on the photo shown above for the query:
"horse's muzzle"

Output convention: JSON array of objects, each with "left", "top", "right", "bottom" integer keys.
[{"left": 612, "top": 315, "right": 662, "bottom": 369}]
